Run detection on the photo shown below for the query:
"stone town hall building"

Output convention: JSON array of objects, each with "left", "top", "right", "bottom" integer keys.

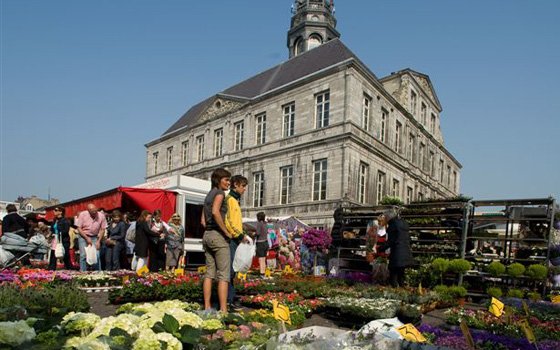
[{"left": 145, "top": 0, "right": 461, "bottom": 227}]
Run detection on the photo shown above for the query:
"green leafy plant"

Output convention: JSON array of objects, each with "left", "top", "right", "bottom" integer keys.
[
  {"left": 431, "top": 258, "right": 449, "bottom": 284},
  {"left": 486, "top": 261, "right": 506, "bottom": 277},
  {"left": 486, "top": 287, "right": 503, "bottom": 298},
  {"left": 506, "top": 289, "right": 524, "bottom": 298},
  {"left": 448, "top": 285, "right": 467, "bottom": 298},
  {"left": 525, "top": 264, "right": 548, "bottom": 280},
  {"left": 448, "top": 259, "right": 472, "bottom": 275},
  {"left": 380, "top": 196, "right": 404, "bottom": 205},
  {"left": 507, "top": 263, "right": 526, "bottom": 278},
  {"left": 527, "top": 292, "right": 542, "bottom": 301}
]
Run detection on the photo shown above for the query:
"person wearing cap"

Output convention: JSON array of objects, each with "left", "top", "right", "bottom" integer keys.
[{"left": 166, "top": 213, "right": 185, "bottom": 271}]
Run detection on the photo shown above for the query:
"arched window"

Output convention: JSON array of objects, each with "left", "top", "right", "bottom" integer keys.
[
  {"left": 25, "top": 204, "right": 33, "bottom": 211},
  {"left": 294, "top": 37, "right": 304, "bottom": 56},
  {"left": 308, "top": 34, "right": 323, "bottom": 50}
]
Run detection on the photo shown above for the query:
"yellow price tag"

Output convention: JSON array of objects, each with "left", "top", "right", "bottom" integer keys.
[
  {"left": 272, "top": 299, "right": 292, "bottom": 325},
  {"left": 122, "top": 275, "right": 129, "bottom": 284},
  {"left": 551, "top": 295, "right": 560, "bottom": 304},
  {"left": 237, "top": 272, "right": 247, "bottom": 281},
  {"left": 519, "top": 319, "right": 536, "bottom": 343},
  {"left": 265, "top": 268, "right": 272, "bottom": 278},
  {"left": 521, "top": 300, "right": 530, "bottom": 317},
  {"left": 197, "top": 266, "right": 207, "bottom": 274},
  {"left": 137, "top": 265, "right": 149, "bottom": 276},
  {"left": 418, "top": 282, "right": 424, "bottom": 296},
  {"left": 283, "top": 265, "right": 294, "bottom": 274},
  {"left": 489, "top": 297, "right": 504, "bottom": 317},
  {"left": 174, "top": 268, "right": 184, "bottom": 276},
  {"left": 396, "top": 324, "right": 427, "bottom": 343}
]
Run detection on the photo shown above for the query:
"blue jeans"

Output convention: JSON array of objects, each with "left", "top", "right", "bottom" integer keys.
[
  {"left": 78, "top": 236, "right": 101, "bottom": 272},
  {"left": 227, "top": 239, "right": 239, "bottom": 304},
  {"left": 105, "top": 241, "right": 122, "bottom": 271}
]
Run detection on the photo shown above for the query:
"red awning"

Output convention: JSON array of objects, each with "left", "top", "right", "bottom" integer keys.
[{"left": 45, "top": 187, "right": 177, "bottom": 221}]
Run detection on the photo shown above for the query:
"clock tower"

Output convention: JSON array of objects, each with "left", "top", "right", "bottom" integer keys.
[{"left": 287, "top": 0, "right": 340, "bottom": 58}]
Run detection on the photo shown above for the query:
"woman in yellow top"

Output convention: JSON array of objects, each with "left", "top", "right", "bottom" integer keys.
[{"left": 225, "top": 175, "right": 249, "bottom": 310}]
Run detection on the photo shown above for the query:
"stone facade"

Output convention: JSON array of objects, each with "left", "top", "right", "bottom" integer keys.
[{"left": 145, "top": 1, "right": 461, "bottom": 227}]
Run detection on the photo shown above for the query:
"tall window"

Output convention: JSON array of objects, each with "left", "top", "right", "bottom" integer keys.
[
  {"left": 430, "top": 113, "right": 436, "bottom": 133},
  {"left": 421, "top": 102, "right": 427, "bottom": 125},
  {"left": 166, "top": 147, "right": 173, "bottom": 171},
  {"left": 315, "top": 91, "right": 330, "bottom": 128},
  {"left": 253, "top": 172, "right": 264, "bottom": 207},
  {"left": 282, "top": 103, "right": 295, "bottom": 138},
  {"left": 196, "top": 135, "right": 204, "bottom": 162},
  {"left": 429, "top": 151, "right": 435, "bottom": 177},
  {"left": 447, "top": 165, "right": 452, "bottom": 187},
  {"left": 408, "top": 133, "right": 416, "bottom": 163},
  {"left": 392, "top": 179, "right": 400, "bottom": 198},
  {"left": 380, "top": 108, "right": 388, "bottom": 143},
  {"left": 439, "top": 159, "right": 445, "bottom": 182},
  {"left": 410, "top": 90, "right": 417, "bottom": 114},
  {"left": 406, "top": 186, "right": 413, "bottom": 204},
  {"left": 255, "top": 113, "right": 266, "bottom": 145},
  {"left": 280, "top": 166, "right": 294, "bottom": 204},
  {"left": 312, "top": 159, "right": 327, "bottom": 201},
  {"left": 153, "top": 152, "right": 159, "bottom": 175},
  {"left": 376, "top": 171, "right": 386, "bottom": 204},
  {"left": 418, "top": 191, "right": 424, "bottom": 202},
  {"left": 419, "top": 143, "right": 425, "bottom": 171},
  {"left": 395, "top": 121, "right": 402, "bottom": 153},
  {"left": 358, "top": 162, "right": 369, "bottom": 204},
  {"left": 234, "top": 121, "right": 244, "bottom": 151},
  {"left": 362, "top": 94, "right": 371, "bottom": 131},
  {"left": 213, "top": 128, "right": 223, "bottom": 157},
  {"left": 453, "top": 171, "right": 458, "bottom": 192},
  {"left": 181, "top": 141, "right": 189, "bottom": 166}
]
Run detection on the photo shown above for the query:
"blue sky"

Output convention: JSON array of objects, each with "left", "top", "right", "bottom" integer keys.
[{"left": 1, "top": 0, "right": 559, "bottom": 203}]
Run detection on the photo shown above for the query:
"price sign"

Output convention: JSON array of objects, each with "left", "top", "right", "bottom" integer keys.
[
  {"left": 460, "top": 320, "right": 476, "bottom": 350},
  {"left": 519, "top": 319, "right": 536, "bottom": 344},
  {"left": 137, "top": 265, "right": 149, "bottom": 276},
  {"left": 272, "top": 300, "right": 292, "bottom": 325},
  {"left": 197, "top": 266, "right": 207, "bottom": 274},
  {"left": 522, "top": 300, "right": 530, "bottom": 317},
  {"left": 551, "top": 295, "right": 560, "bottom": 304},
  {"left": 396, "top": 324, "right": 427, "bottom": 343},
  {"left": 489, "top": 297, "right": 504, "bottom": 317},
  {"left": 174, "top": 268, "right": 184, "bottom": 276},
  {"left": 283, "top": 265, "right": 294, "bottom": 274},
  {"left": 237, "top": 272, "right": 247, "bottom": 281},
  {"left": 265, "top": 268, "right": 272, "bottom": 278}
]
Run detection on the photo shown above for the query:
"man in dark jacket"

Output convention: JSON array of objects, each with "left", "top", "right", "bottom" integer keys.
[
  {"left": 383, "top": 208, "right": 414, "bottom": 288},
  {"left": 2, "top": 204, "right": 29, "bottom": 239}
]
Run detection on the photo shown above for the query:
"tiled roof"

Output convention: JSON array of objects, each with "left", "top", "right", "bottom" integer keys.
[{"left": 163, "top": 39, "right": 357, "bottom": 136}]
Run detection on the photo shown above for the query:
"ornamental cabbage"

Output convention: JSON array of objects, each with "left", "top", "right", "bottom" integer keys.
[
  {"left": 202, "top": 319, "right": 224, "bottom": 330},
  {"left": 64, "top": 336, "right": 110, "bottom": 350},
  {"left": 61, "top": 312, "right": 101, "bottom": 334},
  {"left": 132, "top": 329, "right": 161, "bottom": 350},
  {"left": 0, "top": 320, "right": 36, "bottom": 346},
  {"left": 156, "top": 332, "right": 182, "bottom": 350}
]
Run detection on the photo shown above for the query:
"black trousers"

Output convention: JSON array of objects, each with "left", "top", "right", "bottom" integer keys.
[
  {"left": 48, "top": 242, "right": 71, "bottom": 270},
  {"left": 389, "top": 265, "right": 406, "bottom": 288}
]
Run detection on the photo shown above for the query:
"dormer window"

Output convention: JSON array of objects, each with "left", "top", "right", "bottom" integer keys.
[{"left": 308, "top": 34, "right": 322, "bottom": 50}]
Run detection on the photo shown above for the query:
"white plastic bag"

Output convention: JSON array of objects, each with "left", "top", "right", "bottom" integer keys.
[
  {"left": 85, "top": 244, "right": 98, "bottom": 265},
  {"left": 0, "top": 246, "right": 15, "bottom": 267},
  {"left": 54, "top": 239, "right": 65, "bottom": 258},
  {"left": 233, "top": 237, "right": 255, "bottom": 272}
]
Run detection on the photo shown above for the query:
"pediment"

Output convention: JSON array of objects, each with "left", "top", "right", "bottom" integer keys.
[
  {"left": 198, "top": 95, "right": 247, "bottom": 123},
  {"left": 409, "top": 72, "right": 440, "bottom": 110}
]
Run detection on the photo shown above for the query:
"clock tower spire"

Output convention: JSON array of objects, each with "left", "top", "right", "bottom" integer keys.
[{"left": 287, "top": 0, "right": 340, "bottom": 58}]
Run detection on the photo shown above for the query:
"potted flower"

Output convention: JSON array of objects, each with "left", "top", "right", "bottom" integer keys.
[
  {"left": 302, "top": 229, "right": 332, "bottom": 276},
  {"left": 448, "top": 285, "right": 468, "bottom": 306}
]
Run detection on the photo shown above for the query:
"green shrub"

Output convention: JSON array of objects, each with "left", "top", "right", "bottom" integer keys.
[
  {"left": 527, "top": 292, "right": 542, "bottom": 301},
  {"left": 434, "top": 285, "right": 449, "bottom": 295},
  {"left": 525, "top": 264, "right": 548, "bottom": 280},
  {"left": 507, "top": 263, "right": 526, "bottom": 278},
  {"left": 380, "top": 196, "right": 404, "bottom": 205},
  {"left": 486, "top": 287, "right": 503, "bottom": 298},
  {"left": 431, "top": 258, "right": 449, "bottom": 284},
  {"left": 448, "top": 285, "right": 467, "bottom": 298},
  {"left": 506, "top": 289, "right": 525, "bottom": 298},
  {"left": 486, "top": 261, "right": 506, "bottom": 277},
  {"left": 448, "top": 259, "right": 472, "bottom": 274}
]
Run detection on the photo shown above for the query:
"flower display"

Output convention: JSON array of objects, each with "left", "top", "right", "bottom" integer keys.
[
  {"left": 325, "top": 296, "right": 400, "bottom": 321},
  {"left": 302, "top": 229, "right": 332, "bottom": 252},
  {"left": 64, "top": 336, "right": 111, "bottom": 350}
]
